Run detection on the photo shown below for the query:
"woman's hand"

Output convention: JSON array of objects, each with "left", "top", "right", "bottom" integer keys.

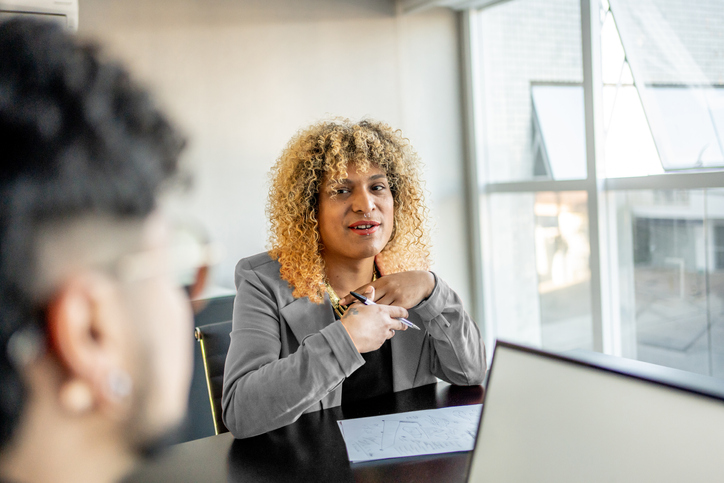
[
  {"left": 339, "top": 270, "right": 435, "bottom": 309},
  {"left": 340, "top": 287, "right": 408, "bottom": 353}
]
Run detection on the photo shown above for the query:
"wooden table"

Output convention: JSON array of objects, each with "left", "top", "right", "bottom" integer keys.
[{"left": 127, "top": 382, "right": 484, "bottom": 483}]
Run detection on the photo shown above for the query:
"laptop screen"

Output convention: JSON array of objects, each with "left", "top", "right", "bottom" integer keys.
[{"left": 467, "top": 341, "right": 724, "bottom": 482}]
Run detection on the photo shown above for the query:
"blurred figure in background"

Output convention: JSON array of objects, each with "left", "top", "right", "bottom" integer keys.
[{"left": 0, "top": 18, "right": 193, "bottom": 483}]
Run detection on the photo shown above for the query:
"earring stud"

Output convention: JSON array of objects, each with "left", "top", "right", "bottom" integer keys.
[{"left": 106, "top": 369, "right": 133, "bottom": 401}]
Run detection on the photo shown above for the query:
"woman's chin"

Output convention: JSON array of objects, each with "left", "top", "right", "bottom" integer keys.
[
  {"left": 322, "top": 232, "right": 391, "bottom": 263},
  {"left": 334, "top": 244, "right": 385, "bottom": 262}
]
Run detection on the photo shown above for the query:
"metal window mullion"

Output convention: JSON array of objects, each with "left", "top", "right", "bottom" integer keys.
[
  {"left": 604, "top": 171, "right": 724, "bottom": 191},
  {"left": 581, "top": 0, "right": 606, "bottom": 353},
  {"left": 485, "top": 170, "right": 724, "bottom": 194},
  {"left": 459, "top": 9, "right": 487, "bottom": 341},
  {"left": 484, "top": 179, "right": 591, "bottom": 193},
  {"left": 464, "top": 8, "right": 499, "bottom": 355},
  {"left": 704, "top": 189, "right": 714, "bottom": 376}
]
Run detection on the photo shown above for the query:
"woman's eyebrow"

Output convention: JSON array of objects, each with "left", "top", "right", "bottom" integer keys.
[
  {"left": 327, "top": 178, "right": 352, "bottom": 186},
  {"left": 327, "top": 174, "right": 387, "bottom": 186},
  {"left": 368, "top": 174, "right": 388, "bottom": 181}
]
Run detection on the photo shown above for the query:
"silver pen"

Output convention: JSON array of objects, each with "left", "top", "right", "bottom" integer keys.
[{"left": 349, "top": 291, "right": 421, "bottom": 330}]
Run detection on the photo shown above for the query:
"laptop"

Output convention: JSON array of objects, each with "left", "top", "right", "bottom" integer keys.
[{"left": 467, "top": 341, "right": 724, "bottom": 482}]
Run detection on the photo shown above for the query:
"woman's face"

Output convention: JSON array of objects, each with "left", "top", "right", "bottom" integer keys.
[{"left": 317, "top": 163, "right": 394, "bottom": 265}]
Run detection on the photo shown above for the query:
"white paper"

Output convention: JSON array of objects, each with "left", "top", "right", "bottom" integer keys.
[{"left": 338, "top": 404, "right": 482, "bottom": 463}]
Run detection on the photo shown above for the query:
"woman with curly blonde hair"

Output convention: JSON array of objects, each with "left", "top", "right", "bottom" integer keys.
[{"left": 222, "top": 119, "right": 486, "bottom": 439}]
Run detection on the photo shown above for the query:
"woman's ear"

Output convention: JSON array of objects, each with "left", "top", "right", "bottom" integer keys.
[{"left": 46, "top": 273, "right": 133, "bottom": 417}]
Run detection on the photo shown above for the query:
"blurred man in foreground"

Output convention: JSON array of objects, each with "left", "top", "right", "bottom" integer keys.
[{"left": 0, "top": 18, "right": 193, "bottom": 483}]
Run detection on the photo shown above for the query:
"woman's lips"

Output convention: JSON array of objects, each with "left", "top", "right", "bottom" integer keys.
[{"left": 349, "top": 221, "right": 380, "bottom": 236}]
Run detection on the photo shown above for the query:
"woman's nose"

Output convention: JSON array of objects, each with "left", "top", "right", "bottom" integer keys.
[{"left": 351, "top": 189, "right": 375, "bottom": 213}]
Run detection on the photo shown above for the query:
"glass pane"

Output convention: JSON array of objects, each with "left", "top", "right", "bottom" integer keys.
[
  {"left": 476, "top": 0, "right": 586, "bottom": 183},
  {"left": 608, "top": 189, "right": 724, "bottom": 377},
  {"left": 602, "top": 84, "right": 663, "bottom": 178},
  {"left": 600, "top": 6, "right": 664, "bottom": 178},
  {"left": 537, "top": 192, "right": 592, "bottom": 351},
  {"left": 608, "top": 0, "right": 724, "bottom": 172},
  {"left": 483, "top": 191, "right": 592, "bottom": 351}
]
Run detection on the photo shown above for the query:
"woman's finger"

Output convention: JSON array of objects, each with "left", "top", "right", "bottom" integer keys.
[
  {"left": 370, "top": 286, "right": 387, "bottom": 303},
  {"left": 376, "top": 293, "right": 398, "bottom": 307},
  {"left": 385, "top": 305, "right": 409, "bottom": 320},
  {"left": 339, "top": 284, "right": 376, "bottom": 306}
]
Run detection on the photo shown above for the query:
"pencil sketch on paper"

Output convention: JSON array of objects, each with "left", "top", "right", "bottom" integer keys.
[{"left": 337, "top": 404, "right": 483, "bottom": 463}]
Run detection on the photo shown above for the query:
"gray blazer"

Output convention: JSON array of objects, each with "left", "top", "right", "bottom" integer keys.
[{"left": 222, "top": 252, "right": 486, "bottom": 439}]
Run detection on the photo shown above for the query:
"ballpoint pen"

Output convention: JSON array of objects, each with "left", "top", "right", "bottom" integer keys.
[{"left": 349, "top": 291, "right": 422, "bottom": 330}]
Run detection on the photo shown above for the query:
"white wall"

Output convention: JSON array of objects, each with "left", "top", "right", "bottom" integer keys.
[{"left": 79, "top": 0, "right": 472, "bottom": 306}]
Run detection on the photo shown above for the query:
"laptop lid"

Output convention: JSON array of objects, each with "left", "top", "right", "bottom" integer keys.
[{"left": 467, "top": 341, "right": 724, "bottom": 482}]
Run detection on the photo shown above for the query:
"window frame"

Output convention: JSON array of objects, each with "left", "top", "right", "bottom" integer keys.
[{"left": 461, "top": 0, "right": 724, "bottom": 358}]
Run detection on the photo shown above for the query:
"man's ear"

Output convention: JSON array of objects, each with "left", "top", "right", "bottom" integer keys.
[{"left": 46, "top": 272, "right": 132, "bottom": 416}]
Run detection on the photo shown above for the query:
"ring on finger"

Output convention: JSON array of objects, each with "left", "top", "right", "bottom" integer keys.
[{"left": 390, "top": 329, "right": 395, "bottom": 336}]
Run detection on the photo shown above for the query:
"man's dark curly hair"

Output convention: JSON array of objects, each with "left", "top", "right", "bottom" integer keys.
[{"left": 0, "top": 18, "right": 185, "bottom": 449}]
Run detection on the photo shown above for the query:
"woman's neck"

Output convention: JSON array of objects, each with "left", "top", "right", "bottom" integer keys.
[{"left": 324, "top": 254, "right": 376, "bottom": 298}]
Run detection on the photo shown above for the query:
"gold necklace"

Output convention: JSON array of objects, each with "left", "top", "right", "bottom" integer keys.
[{"left": 326, "top": 266, "right": 379, "bottom": 318}]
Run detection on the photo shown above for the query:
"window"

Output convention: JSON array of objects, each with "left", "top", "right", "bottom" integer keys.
[
  {"left": 482, "top": 191, "right": 592, "bottom": 350},
  {"left": 467, "top": 0, "right": 724, "bottom": 377},
  {"left": 475, "top": 0, "right": 585, "bottom": 184}
]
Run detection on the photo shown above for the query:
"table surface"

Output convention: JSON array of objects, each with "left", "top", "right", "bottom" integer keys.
[{"left": 127, "top": 382, "right": 484, "bottom": 483}]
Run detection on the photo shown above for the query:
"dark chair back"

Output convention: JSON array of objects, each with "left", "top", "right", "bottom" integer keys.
[{"left": 194, "top": 320, "right": 233, "bottom": 435}]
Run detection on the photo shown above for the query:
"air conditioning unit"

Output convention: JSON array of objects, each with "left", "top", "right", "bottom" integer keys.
[{"left": 0, "top": 0, "right": 78, "bottom": 32}]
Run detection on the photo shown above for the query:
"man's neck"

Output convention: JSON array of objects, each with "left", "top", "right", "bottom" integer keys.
[
  {"left": 2, "top": 438, "right": 132, "bottom": 483},
  {"left": 0, "top": 362, "right": 135, "bottom": 483},
  {"left": 324, "top": 255, "right": 376, "bottom": 299}
]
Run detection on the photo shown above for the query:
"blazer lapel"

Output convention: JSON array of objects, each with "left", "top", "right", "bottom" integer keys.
[{"left": 279, "top": 294, "right": 335, "bottom": 344}]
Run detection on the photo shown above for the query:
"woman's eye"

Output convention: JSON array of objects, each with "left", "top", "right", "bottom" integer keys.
[
  {"left": 334, "top": 187, "right": 350, "bottom": 195},
  {"left": 372, "top": 184, "right": 387, "bottom": 191}
]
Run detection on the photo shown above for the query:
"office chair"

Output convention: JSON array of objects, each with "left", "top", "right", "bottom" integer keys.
[{"left": 194, "top": 320, "right": 233, "bottom": 435}]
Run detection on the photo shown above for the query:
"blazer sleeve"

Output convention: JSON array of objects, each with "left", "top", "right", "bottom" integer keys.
[
  {"left": 221, "top": 265, "right": 365, "bottom": 439},
  {"left": 409, "top": 273, "right": 487, "bottom": 385}
]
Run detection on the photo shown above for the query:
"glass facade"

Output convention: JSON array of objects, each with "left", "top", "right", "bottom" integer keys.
[{"left": 471, "top": 0, "right": 724, "bottom": 377}]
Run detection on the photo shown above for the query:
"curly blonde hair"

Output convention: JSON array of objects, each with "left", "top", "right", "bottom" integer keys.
[{"left": 267, "top": 119, "right": 431, "bottom": 303}]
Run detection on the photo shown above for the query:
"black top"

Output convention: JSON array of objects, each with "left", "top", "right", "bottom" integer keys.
[{"left": 334, "top": 310, "right": 394, "bottom": 405}]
